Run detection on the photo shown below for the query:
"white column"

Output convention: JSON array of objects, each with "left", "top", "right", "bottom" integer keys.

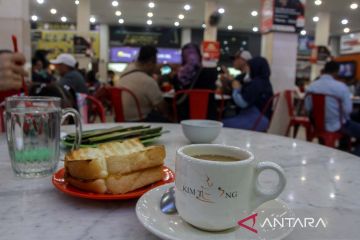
[
  {"left": 0, "top": 0, "right": 31, "bottom": 61},
  {"left": 75, "top": 0, "right": 91, "bottom": 71},
  {"left": 99, "top": 24, "right": 109, "bottom": 82},
  {"left": 77, "top": 0, "right": 90, "bottom": 32},
  {"left": 261, "top": 32, "right": 298, "bottom": 135},
  {"left": 181, "top": 28, "right": 192, "bottom": 46},
  {"left": 204, "top": 0, "right": 217, "bottom": 41},
  {"left": 311, "top": 12, "right": 331, "bottom": 80}
]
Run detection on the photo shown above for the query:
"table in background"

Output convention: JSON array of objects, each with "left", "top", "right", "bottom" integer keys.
[
  {"left": 162, "top": 90, "right": 232, "bottom": 101},
  {"left": 0, "top": 123, "right": 359, "bottom": 240}
]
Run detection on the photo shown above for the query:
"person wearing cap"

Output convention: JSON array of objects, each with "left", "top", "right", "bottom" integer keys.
[
  {"left": 0, "top": 51, "right": 27, "bottom": 91},
  {"left": 50, "top": 53, "right": 88, "bottom": 94},
  {"left": 220, "top": 50, "right": 252, "bottom": 94}
]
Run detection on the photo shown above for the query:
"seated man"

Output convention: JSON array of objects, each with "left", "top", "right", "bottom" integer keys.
[
  {"left": 305, "top": 61, "right": 360, "bottom": 155},
  {"left": 50, "top": 54, "right": 88, "bottom": 94},
  {"left": 115, "top": 45, "right": 169, "bottom": 122}
]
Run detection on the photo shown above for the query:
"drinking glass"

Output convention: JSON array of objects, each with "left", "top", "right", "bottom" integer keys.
[{"left": 5, "top": 96, "right": 82, "bottom": 178}]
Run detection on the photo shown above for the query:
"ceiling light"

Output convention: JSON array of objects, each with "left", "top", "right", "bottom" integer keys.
[
  {"left": 341, "top": 19, "right": 349, "bottom": 25},
  {"left": 118, "top": 18, "right": 124, "bottom": 24},
  {"left": 31, "top": 15, "right": 38, "bottom": 21},
  {"left": 174, "top": 21, "right": 179, "bottom": 27},
  {"left": 147, "top": 19, "right": 153, "bottom": 25},
  {"left": 251, "top": 11, "right": 258, "bottom": 17},
  {"left": 75, "top": 0, "right": 79, "bottom": 5},
  {"left": 300, "top": 30, "right": 307, "bottom": 35},
  {"left": 202, "top": 23, "right": 206, "bottom": 28},
  {"left": 115, "top": 11, "right": 122, "bottom": 16},
  {"left": 50, "top": 8, "right": 57, "bottom": 14},
  {"left": 314, "top": 0, "right": 322, "bottom": 6},
  {"left": 147, "top": 12, "right": 153, "bottom": 18},
  {"left": 350, "top": 3, "right": 358, "bottom": 9},
  {"left": 178, "top": 14, "right": 185, "bottom": 20},
  {"left": 344, "top": 27, "right": 350, "bottom": 33},
  {"left": 313, "top": 16, "right": 319, "bottom": 22},
  {"left": 252, "top": 27, "right": 259, "bottom": 32},
  {"left": 184, "top": 4, "right": 191, "bottom": 11},
  {"left": 148, "top": 2, "right": 155, "bottom": 8},
  {"left": 227, "top": 25, "right": 233, "bottom": 30},
  {"left": 61, "top": 16, "right": 67, "bottom": 22},
  {"left": 37, "top": 0, "right": 44, "bottom": 4},
  {"left": 218, "top": 8, "right": 225, "bottom": 14},
  {"left": 89, "top": 16, "right": 96, "bottom": 23},
  {"left": 112, "top": 1, "right": 119, "bottom": 7}
]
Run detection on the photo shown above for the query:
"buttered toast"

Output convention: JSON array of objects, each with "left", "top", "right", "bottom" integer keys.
[{"left": 64, "top": 139, "right": 165, "bottom": 194}]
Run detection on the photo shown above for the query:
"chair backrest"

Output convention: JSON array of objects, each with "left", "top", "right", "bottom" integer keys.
[
  {"left": 172, "top": 89, "right": 224, "bottom": 122},
  {"left": 251, "top": 93, "right": 281, "bottom": 131},
  {"left": 284, "top": 90, "right": 295, "bottom": 118},
  {"left": 305, "top": 92, "right": 343, "bottom": 133},
  {"left": 109, "top": 87, "right": 143, "bottom": 122},
  {"left": 86, "top": 95, "right": 106, "bottom": 123}
]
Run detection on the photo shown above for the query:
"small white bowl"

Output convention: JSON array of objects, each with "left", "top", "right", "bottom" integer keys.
[{"left": 180, "top": 120, "right": 223, "bottom": 143}]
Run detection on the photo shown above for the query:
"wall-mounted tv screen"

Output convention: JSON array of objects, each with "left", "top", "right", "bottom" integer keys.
[
  {"left": 110, "top": 47, "right": 181, "bottom": 64},
  {"left": 338, "top": 61, "right": 356, "bottom": 79}
]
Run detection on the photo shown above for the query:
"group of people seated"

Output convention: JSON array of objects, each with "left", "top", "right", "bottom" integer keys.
[
  {"left": 113, "top": 44, "right": 275, "bottom": 131},
  {"left": 0, "top": 44, "right": 276, "bottom": 131},
  {"left": 2, "top": 45, "right": 360, "bottom": 155}
]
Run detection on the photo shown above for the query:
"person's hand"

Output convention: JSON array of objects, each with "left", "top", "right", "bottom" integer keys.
[
  {"left": 0, "top": 53, "right": 27, "bottom": 91},
  {"left": 232, "top": 80, "right": 241, "bottom": 90}
]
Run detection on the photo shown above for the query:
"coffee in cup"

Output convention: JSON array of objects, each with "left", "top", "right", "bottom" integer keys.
[{"left": 175, "top": 144, "right": 286, "bottom": 231}]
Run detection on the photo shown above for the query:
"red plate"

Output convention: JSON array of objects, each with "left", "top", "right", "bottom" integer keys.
[{"left": 52, "top": 166, "right": 175, "bottom": 200}]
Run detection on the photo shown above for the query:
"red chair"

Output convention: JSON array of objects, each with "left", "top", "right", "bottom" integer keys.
[
  {"left": 109, "top": 87, "right": 144, "bottom": 122},
  {"left": 251, "top": 93, "right": 280, "bottom": 132},
  {"left": 86, "top": 95, "right": 106, "bottom": 123},
  {"left": 305, "top": 92, "right": 345, "bottom": 148},
  {"left": 284, "top": 90, "right": 313, "bottom": 141},
  {"left": 172, "top": 89, "right": 225, "bottom": 122}
]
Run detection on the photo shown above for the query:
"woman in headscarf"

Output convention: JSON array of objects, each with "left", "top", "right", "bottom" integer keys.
[
  {"left": 172, "top": 43, "right": 218, "bottom": 121},
  {"left": 223, "top": 56, "right": 274, "bottom": 131}
]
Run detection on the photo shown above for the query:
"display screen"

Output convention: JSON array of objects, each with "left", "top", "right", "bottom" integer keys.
[
  {"left": 338, "top": 62, "right": 356, "bottom": 79},
  {"left": 110, "top": 47, "right": 181, "bottom": 64}
]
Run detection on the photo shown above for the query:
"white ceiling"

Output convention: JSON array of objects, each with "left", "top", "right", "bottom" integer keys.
[{"left": 29, "top": 0, "right": 360, "bottom": 35}]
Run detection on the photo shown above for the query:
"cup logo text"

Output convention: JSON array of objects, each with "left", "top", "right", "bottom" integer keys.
[{"left": 182, "top": 175, "right": 238, "bottom": 203}]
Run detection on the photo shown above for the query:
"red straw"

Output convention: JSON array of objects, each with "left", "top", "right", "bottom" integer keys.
[{"left": 11, "top": 35, "right": 28, "bottom": 95}]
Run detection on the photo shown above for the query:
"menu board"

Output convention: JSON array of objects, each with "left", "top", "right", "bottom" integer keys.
[
  {"left": 261, "top": 0, "right": 306, "bottom": 33},
  {"left": 31, "top": 31, "right": 100, "bottom": 59},
  {"left": 340, "top": 33, "right": 360, "bottom": 55},
  {"left": 110, "top": 47, "right": 181, "bottom": 64}
]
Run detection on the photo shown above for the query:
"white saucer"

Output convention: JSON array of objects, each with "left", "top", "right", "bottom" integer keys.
[{"left": 136, "top": 183, "right": 294, "bottom": 240}]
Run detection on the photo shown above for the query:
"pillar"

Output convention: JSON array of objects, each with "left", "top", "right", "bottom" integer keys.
[
  {"left": 261, "top": 32, "right": 298, "bottom": 135},
  {"left": 99, "top": 24, "right": 109, "bottom": 82},
  {"left": 203, "top": 1, "right": 217, "bottom": 41},
  {"left": 181, "top": 28, "right": 192, "bottom": 46},
  {"left": 311, "top": 12, "right": 331, "bottom": 80},
  {"left": 0, "top": 0, "right": 31, "bottom": 62},
  {"left": 76, "top": 0, "right": 90, "bottom": 32},
  {"left": 75, "top": 0, "right": 91, "bottom": 71}
]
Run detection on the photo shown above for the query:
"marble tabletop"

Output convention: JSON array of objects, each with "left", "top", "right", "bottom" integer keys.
[{"left": 0, "top": 123, "right": 359, "bottom": 240}]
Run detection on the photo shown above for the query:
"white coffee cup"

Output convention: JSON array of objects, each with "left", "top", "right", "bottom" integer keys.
[{"left": 175, "top": 144, "right": 286, "bottom": 231}]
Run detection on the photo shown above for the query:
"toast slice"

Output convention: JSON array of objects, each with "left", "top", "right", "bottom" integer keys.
[
  {"left": 64, "top": 138, "right": 166, "bottom": 193},
  {"left": 65, "top": 147, "right": 108, "bottom": 180},
  {"left": 106, "top": 166, "right": 164, "bottom": 194}
]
